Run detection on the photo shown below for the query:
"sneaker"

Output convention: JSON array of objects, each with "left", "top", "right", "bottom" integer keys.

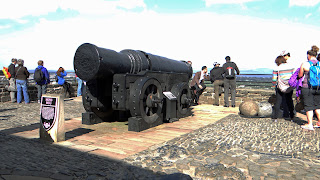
[
  {"left": 301, "top": 124, "right": 314, "bottom": 131},
  {"left": 314, "top": 122, "right": 320, "bottom": 128}
]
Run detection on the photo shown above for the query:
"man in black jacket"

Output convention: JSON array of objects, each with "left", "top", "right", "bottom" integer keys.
[
  {"left": 210, "top": 62, "right": 224, "bottom": 106},
  {"left": 8, "top": 58, "right": 17, "bottom": 102},
  {"left": 222, "top": 56, "right": 240, "bottom": 107}
]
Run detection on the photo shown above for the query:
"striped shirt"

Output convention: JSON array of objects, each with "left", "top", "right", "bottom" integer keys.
[{"left": 272, "top": 63, "right": 296, "bottom": 87}]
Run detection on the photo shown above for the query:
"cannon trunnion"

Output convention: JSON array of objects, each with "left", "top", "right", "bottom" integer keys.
[{"left": 74, "top": 43, "right": 192, "bottom": 132}]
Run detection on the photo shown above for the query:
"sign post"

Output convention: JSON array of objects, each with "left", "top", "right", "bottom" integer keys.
[{"left": 39, "top": 94, "right": 65, "bottom": 142}]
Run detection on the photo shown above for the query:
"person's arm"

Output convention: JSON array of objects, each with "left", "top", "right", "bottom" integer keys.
[
  {"left": 298, "top": 62, "right": 309, "bottom": 78},
  {"left": 61, "top": 71, "right": 67, "bottom": 77},
  {"left": 25, "top": 67, "right": 30, "bottom": 78},
  {"left": 195, "top": 72, "right": 200, "bottom": 86},
  {"left": 44, "top": 69, "right": 50, "bottom": 84},
  {"left": 272, "top": 70, "right": 277, "bottom": 88},
  {"left": 234, "top": 63, "right": 240, "bottom": 75},
  {"left": 210, "top": 69, "right": 214, "bottom": 83}
]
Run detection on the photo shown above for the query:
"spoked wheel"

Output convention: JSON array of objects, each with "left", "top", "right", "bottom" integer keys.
[
  {"left": 171, "top": 83, "right": 192, "bottom": 118},
  {"left": 130, "top": 78, "right": 163, "bottom": 124}
]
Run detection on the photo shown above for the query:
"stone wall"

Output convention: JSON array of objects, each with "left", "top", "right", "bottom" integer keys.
[
  {"left": 0, "top": 80, "right": 77, "bottom": 102},
  {"left": 199, "top": 87, "right": 295, "bottom": 106},
  {"left": 1, "top": 80, "right": 287, "bottom": 106}
]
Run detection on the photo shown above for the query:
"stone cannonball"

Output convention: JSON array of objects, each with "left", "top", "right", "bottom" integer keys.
[
  {"left": 257, "top": 101, "right": 272, "bottom": 117},
  {"left": 239, "top": 100, "right": 259, "bottom": 117}
]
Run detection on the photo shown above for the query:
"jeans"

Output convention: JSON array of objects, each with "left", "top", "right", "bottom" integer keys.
[
  {"left": 36, "top": 84, "right": 47, "bottom": 101},
  {"left": 16, "top": 79, "right": 29, "bottom": 103},
  {"left": 76, "top": 77, "right": 83, "bottom": 97},
  {"left": 273, "top": 88, "right": 294, "bottom": 119}
]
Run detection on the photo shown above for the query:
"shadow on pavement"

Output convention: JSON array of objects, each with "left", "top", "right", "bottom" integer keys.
[
  {"left": 65, "top": 128, "right": 94, "bottom": 140},
  {"left": 0, "top": 115, "right": 14, "bottom": 121},
  {"left": 0, "top": 108, "right": 17, "bottom": 113},
  {"left": 0, "top": 123, "right": 192, "bottom": 180}
]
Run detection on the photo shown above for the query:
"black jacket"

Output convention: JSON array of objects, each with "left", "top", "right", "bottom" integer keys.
[
  {"left": 222, "top": 61, "right": 240, "bottom": 79},
  {"left": 8, "top": 63, "right": 15, "bottom": 79},
  {"left": 210, "top": 67, "right": 224, "bottom": 82}
]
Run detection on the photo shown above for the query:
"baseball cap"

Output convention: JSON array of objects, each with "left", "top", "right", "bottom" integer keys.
[
  {"left": 280, "top": 50, "right": 290, "bottom": 56},
  {"left": 213, "top": 62, "right": 220, "bottom": 66}
]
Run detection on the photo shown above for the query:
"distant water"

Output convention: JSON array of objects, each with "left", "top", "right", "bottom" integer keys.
[{"left": 236, "top": 74, "right": 272, "bottom": 82}]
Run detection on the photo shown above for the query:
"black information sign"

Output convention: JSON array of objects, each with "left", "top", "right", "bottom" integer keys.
[{"left": 40, "top": 96, "right": 59, "bottom": 131}]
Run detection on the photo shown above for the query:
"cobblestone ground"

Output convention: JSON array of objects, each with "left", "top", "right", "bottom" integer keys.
[
  {"left": 124, "top": 115, "right": 320, "bottom": 179},
  {"left": 0, "top": 100, "right": 85, "bottom": 130},
  {"left": 1, "top": 100, "right": 320, "bottom": 179}
]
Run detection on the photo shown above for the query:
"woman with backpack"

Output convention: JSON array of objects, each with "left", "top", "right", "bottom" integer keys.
[
  {"left": 56, "top": 67, "right": 72, "bottom": 98},
  {"left": 271, "top": 51, "right": 295, "bottom": 121},
  {"left": 298, "top": 45, "right": 320, "bottom": 130}
]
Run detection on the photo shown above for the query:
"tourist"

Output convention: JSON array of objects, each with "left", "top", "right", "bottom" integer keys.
[
  {"left": 271, "top": 51, "right": 295, "bottom": 120},
  {"left": 56, "top": 67, "right": 72, "bottom": 98},
  {"left": 15, "top": 59, "right": 30, "bottom": 104},
  {"left": 298, "top": 45, "right": 320, "bottom": 130},
  {"left": 75, "top": 74, "right": 83, "bottom": 97},
  {"left": 190, "top": 66, "right": 209, "bottom": 105},
  {"left": 35, "top": 60, "right": 50, "bottom": 103},
  {"left": 210, "top": 62, "right": 224, "bottom": 106},
  {"left": 7, "top": 58, "right": 17, "bottom": 103},
  {"left": 222, "top": 56, "right": 240, "bottom": 107}
]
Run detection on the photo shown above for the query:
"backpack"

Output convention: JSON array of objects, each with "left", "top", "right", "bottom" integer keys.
[
  {"left": 34, "top": 68, "right": 45, "bottom": 83},
  {"left": 288, "top": 68, "right": 300, "bottom": 88},
  {"left": 225, "top": 62, "right": 236, "bottom": 79},
  {"left": 308, "top": 61, "right": 320, "bottom": 89}
]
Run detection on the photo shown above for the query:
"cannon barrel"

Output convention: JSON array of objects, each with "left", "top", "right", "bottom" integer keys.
[{"left": 74, "top": 43, "right": 192, "bottom": 82}]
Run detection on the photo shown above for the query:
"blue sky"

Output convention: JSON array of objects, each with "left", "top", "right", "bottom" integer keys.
[{"left": 1, "top": 0, "right": 320, "bottom": 72}]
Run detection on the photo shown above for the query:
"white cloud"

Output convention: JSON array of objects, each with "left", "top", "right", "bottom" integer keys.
[
  {"left": 289, "top": 0, "right": 320, "bottom": 7},
  {"left": 305, "top": 13, "right": 312, "bottom": 18},
  {"left": 0, "top": 25, "right": 11, "bottom": 29},
  {"left": 1, "top": 11, "right": 319, "bottom": 72},
  {"left": 0, "top": 0, "right": 146, "bottom": 19},
  {"left": 204, "top": 0, "right": 259, "bottom": 7},
  {"left": 0, "top": 0, "right": 59, "bottom": 19}
]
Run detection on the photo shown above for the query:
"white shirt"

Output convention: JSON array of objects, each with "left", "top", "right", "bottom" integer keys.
[{"left": 199, "top": 71, "right": 207, "bottom": 82}]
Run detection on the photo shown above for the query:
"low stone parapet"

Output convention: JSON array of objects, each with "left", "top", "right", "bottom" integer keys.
[
  {"left": 199, "top": 87, "right": 295, "bottom": 107},
  {"left": 0, "top": 80, "right": 77, "bottom": 102}
]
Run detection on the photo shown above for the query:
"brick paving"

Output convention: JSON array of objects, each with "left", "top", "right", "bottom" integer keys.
[{"left": 1, "top": 97, "right": 320, "bottom": 179}]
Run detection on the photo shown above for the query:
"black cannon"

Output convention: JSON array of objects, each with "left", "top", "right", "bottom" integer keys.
[{"left": 74, "top": 43, "right": 193, "bottom": 132}]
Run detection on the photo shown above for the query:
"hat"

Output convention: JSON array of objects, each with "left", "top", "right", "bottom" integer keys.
[
  {"left": 280, "top": 50, "right": 290, "bottom": 56},
  {"left": 213, "top": 62, "right": 220, "bottom": 66}
]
